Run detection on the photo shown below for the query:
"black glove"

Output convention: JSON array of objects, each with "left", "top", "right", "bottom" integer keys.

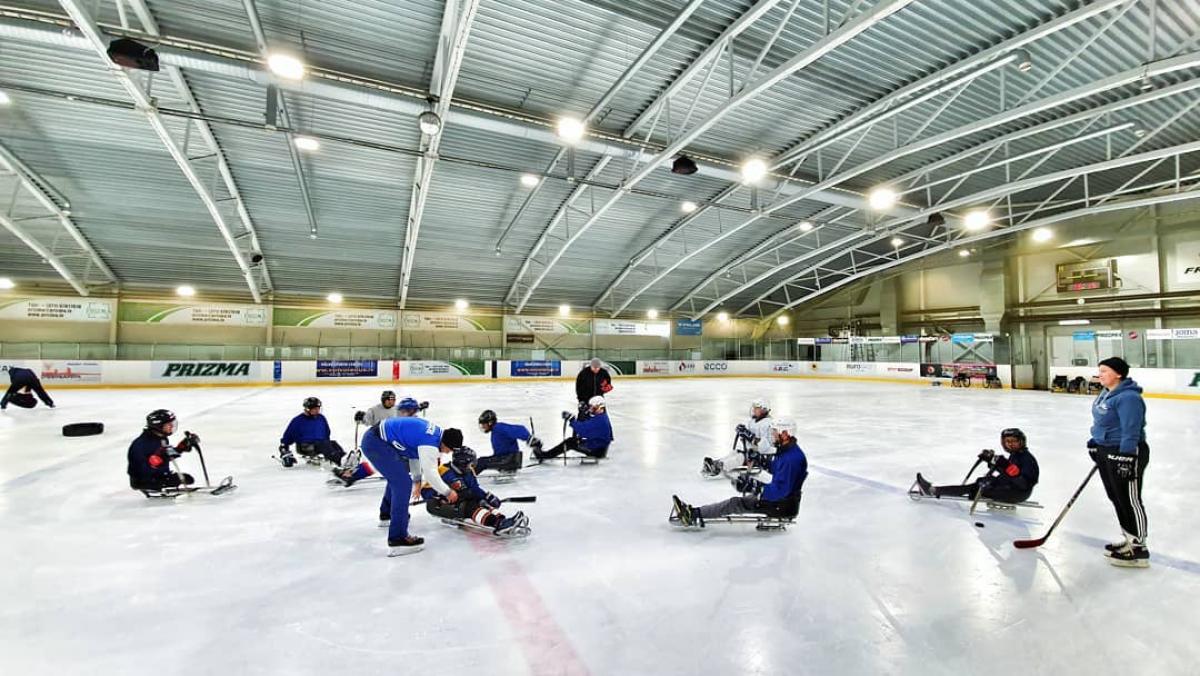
[
  {"left": 174, "top": 436, "right": 193, "bottom": 454},
  {"left": 977, "top": 449, "right": 995, "bottom": 463},
  {"left": 482, "top": 492, "right": 501, "bottom": 510},
  {"left": 1107, "top": 451, "right": 1135, "bottom": 480},
  {"left": 419, "top": 401, "right": 429, "bottom": 411},
  {"left": 992, "top": 455, "right": 1010, "bottom": 470},
  {"left": 745, "top": 449, "right": 772, "bottom": 470},
  {"left": 561, "top": 410, "right": 575, "bottom": 422},
  {"left": 735, "top": 473, "right": 763, "bottom": 497},
  {"left": 354, "top": 410, "right": 366, "bottom": 423},
  {"left": 165, "top": 446, "right": 183, "bottom": 460},
  {"left": 735, "top": 424, "right": 752, "bottom": 440},
  {"left": 528, "top": 436, "right": 543, "bottom": 452}
]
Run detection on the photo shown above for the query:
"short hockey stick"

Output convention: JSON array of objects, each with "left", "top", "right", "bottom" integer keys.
[
  {"left": 1013, "top": 465, "right": 1097, "bottom": 549},
  {"left": 189, "top": 434, "right": 211, "bottom": 487},
  {"left": 410, "top": 495, "right": 536, "bottom": 506}
]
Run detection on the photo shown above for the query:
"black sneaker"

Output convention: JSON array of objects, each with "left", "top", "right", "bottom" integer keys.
[
  {"left": 378, "top": 514, "right": 390, "bottom": 528},
  {"left": 387, "top": 535, "right": 424, "bottom": 557},
  {"left": 1104, "top": 540, "right": 1128, "bottom": 553},
  {"left": 1108, "top": 545, "right": 1149, "bottom": 568}
]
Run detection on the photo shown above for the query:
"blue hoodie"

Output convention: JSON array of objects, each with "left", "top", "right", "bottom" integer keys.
[
  {"left": 488, "top": 422, "right": 531, "bottom": 456},
  {"left": 1089, "top": 378, "right": 1146, "bottom": 454}
]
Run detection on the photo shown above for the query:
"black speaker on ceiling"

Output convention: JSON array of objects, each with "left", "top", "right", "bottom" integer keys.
[
  {"left": 107, "top": 38, "right": 159, "bottom": 71},
  {"left": 671, "top": 155, "right": 698, "bottom": 175},
  {"left": 927, "top": 212, "right": 946, "bottom": 227}
]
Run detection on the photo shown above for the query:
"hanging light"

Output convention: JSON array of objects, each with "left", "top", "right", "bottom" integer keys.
[
  {"left": 455, "top": 299, "right": 469, "bottom": 311},
  {"left": 0, "top": 90, "right": 12, "bottom": 106},
  {"left": 1032, "top": 227, "right": 1054, "bottom": 243},
  {"left": 741, "top": 158, "right": 768, "bottom": 185},
  {"left": 176, "top": 285, "right": 196, "bottom": 297},
  {"left": 958, "top": 249, "right": 971, "bottom": 258},
  {"left": 671, "top": 155, "right": 699, "bottom": 175},
  {"left": 890, "top": 237, "right": 905, "bottom": 248},
  {"left": 520, "top": 174, "right": 541, "bottom": 188},
  {"left": 559, "top": 304, "right": 570, "bottom": 316},
  {"left": 418, "top": 110, "right": 443, "bottom": 136},
  {"left": 963, "top": 209, "right": 991, "bottom": 231},
  {"left": 647, "top": 309, "right": 659, "bottom": 319},
  {"left": 798, "top": 221, "right": 814, "bottom": 232},
  {"left": 776, "top": 315, "right": 790, "bottom": 326},
  {"left": 0, "top": 277, "right": 17, "bottom": 289},
  {"left": 716, "top": 311, "right": 729, "bottom": 322},
  {"left": 267, "top": 53, "right": 306, "bottom": 80},
  {"left": 680, "top": 201, "right": 698, "bottom": 214},
  {"left": 556, "top": 116, "right": 586, "bottom": 145},
  {"left": 293, "top": 136, "right": 320, "bottom": 151},
  {"left": 869, "top": 187, "right": 899, "bottom": 211},
  {"left": 326, "top": 292, "right": 343, "bottom": 304},
  {"left": 1013, "top": 49, "right": 1033, "bottom": 73}
]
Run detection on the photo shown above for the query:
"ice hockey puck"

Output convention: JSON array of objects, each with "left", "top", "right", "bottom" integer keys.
[
  {"left": 974, "top": 521, "right": 985, "bottom": 528},
  {"left": 63, "top": 422, "right": 104, "bottom": 437}
]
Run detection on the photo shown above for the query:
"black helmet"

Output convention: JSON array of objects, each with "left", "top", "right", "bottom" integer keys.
[
  {"left": 303, "top": 396, "right": 322, "bottom": 409},
  {"left": 1000, "top": 428, "right": 1027, "bottom": 448},
  {"left": 451, "top": 446, "right": 477, "bottom": 473},
  {"left": 478, "top": 409, "right": 497, "bottom": 427},
  {"left": 146, "top": 409, "right": 176, "bottom": 431},
  {"left": 440, "top": 427, "right": 464, "bottom": 449},
  {"left": 381, "top": 390, "right": 396, "bottom": 402}
]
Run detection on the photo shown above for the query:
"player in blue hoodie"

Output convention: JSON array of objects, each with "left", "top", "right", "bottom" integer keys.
[
  {"left": 1089, "top": 357, "right": 1150, "bottom": 568},
  {"left": 533, "top": 396, "right": 613, "bottom": 461},
  {"left": 672, "top": 418, "right": 807, "bottom": 528},
  {"left": 476, "top": 410, "right": 542, "bottom": 474},
  {"left": 277, "top": 397, "right": 348, "bottom": 468}
]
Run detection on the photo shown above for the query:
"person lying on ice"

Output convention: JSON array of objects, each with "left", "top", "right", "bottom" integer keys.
[
  {"left": 127, "top": 409, "right": 198, "bottom": 491},
  {"left": 533, "top": 395, "right": 613, "bottom": 462},
  {"left": 278, "top": 396, "right": 349, "bottom": 469},
  {"left": 331, "top": 397, "right": 426, "bottom": 487},
  {"left": 420, "top": 446, "right": 529, "bottom": 536},
  {"left": 701, "top": 396, "right": 773, "bottom": 477},
  {"left": 673, "top": 418, "right": 807, "bottom": 528},
  {"left": 475, "top": 409, "right": 542, "bottom": 474},
  {"left": 914, "top": 428, "right": 1039, "bottom": 503}
]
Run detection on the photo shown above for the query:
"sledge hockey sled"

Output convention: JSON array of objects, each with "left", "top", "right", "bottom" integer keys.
[
  {"left": 438, "top": 517, "right": 531, "bottom": 539},
  {"left": 141, "top": 475, "right": 237, "bottom": 499},
  {"left": 907, "top": 479, "right": 1042, "bottom": 511},
  {"left": 668, "top": 503, "right": 796, "bottom": 531}
]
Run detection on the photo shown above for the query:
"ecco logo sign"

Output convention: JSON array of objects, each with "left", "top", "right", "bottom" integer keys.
[{"left": 703, "top": 362, "right": 728, "bottom": 371}]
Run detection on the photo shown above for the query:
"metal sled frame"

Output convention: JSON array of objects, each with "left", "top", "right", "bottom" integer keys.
[
  {"left": 439, "top": 517, "right": 530, "bottom": 539},
  {"left": 906, "top": 479, "right": 1042, "bottom": 511},
  {"left": 141, "top": 475, "right": 237, "bottom": 499},
  {"left": 668, "top": 504, "right": 795, "bottom": 531}
]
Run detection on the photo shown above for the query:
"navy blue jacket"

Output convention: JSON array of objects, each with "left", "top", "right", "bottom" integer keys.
[
  {"left": 761, "top": 440, "right": 807, "bottom": 503},
  {"left": 420, "top": 463, "right": 486, "bottom": 502},
  {"left": 1090, "top": 378, "right": 1146, "bottom": 454},
  {"left": 989, "top": 450, "right": 1039, "bottom": 492},
  {"left": 280, "top": 413, "right": 332, "bottom": 448},
  {"left": 127, "top": 429, "right": 179, "bottom": 489},
  {"left": 2, "top": 366, "right": 51, "bottom": 409},
  {"left": 489, "top": 421, "right": 531, "bottom": 456},
  {"left": 571, "top": 411, "right": 613, "bottom": 452}
]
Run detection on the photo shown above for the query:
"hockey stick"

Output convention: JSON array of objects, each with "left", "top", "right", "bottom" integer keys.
[
  {"left": 968, "top": 483, "right": 985, "bottom": 516},
  {"left": 410, "top": 495, "right": 537, "bottom": 506},
  {"left": 1013, "top": 465, "right": 1097, "bottom": 549},
  {"left": 189, "top": 433, "right": 211, "bottom": 487},
  {"left": 962, "top": 456, "right": 986, "bottom": 484}
]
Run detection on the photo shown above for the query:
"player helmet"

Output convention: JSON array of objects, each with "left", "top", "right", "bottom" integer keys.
[
  {"left": 303, "top": 396, "right": 322, "bottom": 410},
  {"left": 146, "top": 409, "right": 176, "bottom": 431},
  {"left": 750, "top": 397, "right": 771, "bottom": 416},
  {"left": 451, "top": 446, "right": 477, "bottom": 473},
  {"left": 588, "top": 395, "right": 605, "bottom": 410},
  {"left": 478, "top": 409, "right": 497, "bottom": 427},
  {"left": 380, "top": 390, "right": 396, "bottom": 402},
  {"left": 769, "top": 417, "right": 797, "bottom": 441},
  {"left": 398, "top": 397, "right": 420, "bottom": 411},
  {"left": 1000, "top": 427, "right": 1027, "bottom": 449},
  {"left": 441, "top": 427, "right": 464, "bottom": 449}
]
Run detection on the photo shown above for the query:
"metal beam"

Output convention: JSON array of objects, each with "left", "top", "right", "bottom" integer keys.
[
  {"left": 0, "top": 140, "right": 118, "bottom": 284},
  {"left": 57, "top": 0, "right": 268, "bottom": 300},
  {"left": 0, "top": 213, "right": 88, "bottom": 295},
  {"left": 241, "top": 0, "right": 319, "bottom": 240},
  {"left": 510, "top": 0, "right": 916, "bottom": 313},
  {"left": 398, "top": 0, "right": 480, "bottom": 308}
]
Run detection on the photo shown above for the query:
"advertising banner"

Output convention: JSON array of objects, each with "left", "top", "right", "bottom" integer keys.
[
  {"left": 1073, "top": 331, "right": 1096, "bottom": 341},
  {"left": 316, "top": 360, "right": 379, "bottom": 378},
  {"left": 121, "top": 301, "right": 267, "bottom": 326},
  {"left": 39, "top": 361, "right": 103, "bottom": 383},
  {"left": 1174, "top": 241, "right": 1200, "bottom": 285},
  {"left": 403, "top": 361, "right": 486, "bottom": 378},
  {"left": 503, "top": 315, "right": 590, "bottom": 335},
  {"left": 1095, "top": 330, "right": 1123, "bottom": 341},
  {"left": 593, "top": 319, "right": 670, "bottom": 337},
  {"left": 511, "top": 360, "right": 562, "bottom": 377},
  {"left": 1172, "top": 328, "right": 1200, "bottom": 340},
  {"left": 920, "top": 362, "right": 998, "bottom": 378},
  {"left": 639, "top": 361, "right": 672, "bottom": 375},
  {"left": 674, "top": 319, "right": 703, "bottom": 336},
  {"left": 796, "top": 337, "right": 816, "bottom": 345},
  {"left": 274, "top": 308, "right": 396, "bottom": 330},
  {"left": 151, "top": 361, "right": 259, "bottom": 381},
  {"left": 1147, "top": 329, "right": 1174, "bottom": 340},
  {"left": 401, "top": 313, "right": 500, "bottom": 332},
  {"left": 0, "top": 297, "right": 113, "bottom": 322}
]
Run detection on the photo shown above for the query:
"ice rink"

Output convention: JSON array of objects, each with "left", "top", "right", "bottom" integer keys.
[{"left": 1, "top": 377, "right": 1197, "bottom": 675}]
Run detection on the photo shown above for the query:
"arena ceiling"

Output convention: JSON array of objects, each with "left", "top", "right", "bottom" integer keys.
[{"left": 0, "top": 0, "right": 1197, "bottom": 319}]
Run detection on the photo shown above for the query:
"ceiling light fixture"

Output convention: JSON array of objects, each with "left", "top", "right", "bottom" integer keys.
[
  {"left": 890, "top": 237, "right": 905, "bottom": 248},
  {"left": 520, "top": 173, "right": 541, "bottom": 188},
  {"left": 680, "top": 200, "right": 698, "bottom": 214},
  {"left": 418, "top": 110, "right": 443, "bottom": 136},
  {"left": 0, "top": 90, "right": 12, "bottom": 106},
  {"left": 740, "top": 158, "right": 768, "bottom": 185},
  {"left": 798, "top": 221, "right": 814, "bottom": 232},
  {"left": 326, "top": 292, "right": 343, "bottom": 304},
  {"left": 963, "top": 209, "right": 991, "bottom": 231},
  {"left": 0, "top": 277, "right": 16, "bottom": 289},
  {"left": 1032, "top": 227, "right": 1054, "bottom": 243},
  {"left": 776, "top": 315, "right": 790, "bottom": 326},
  {"left": 267, "top": 52, "right": 306, "bottom": 80},
  {"left": 559, "top": 304, "right": 570, "bottom": 316},
  {"left": 556, "top": 116, "right": 586, "bottom": 145},
  {"left": 717, "top": 311, "right": 729, "bottom": 322},
  {"left": 176, "top": 285, "right": 196, "bottom": 297},
  {"left": 455, "top": 299, "right": 469, "bottom": 311},
  {"left": 1013, "top": 49, "right": 1033, "bottom": 73},
  {"left": 647, "top": 309, "right": 659, "bottom": 319},
  {"left": 671, "top": 155, "right": 699, "bottom": 175},
  {"left": 1058, "top": 319, "right": 1090, "bottom": 326},
  {"left": 293, "top": 136, "right": 320, "bottom": 151},
  {"left": 958, "top": 249, "right": 971, "bottom": 258},
  {"left": 869, "top": 186, "right": 899, "bottom": 211}
]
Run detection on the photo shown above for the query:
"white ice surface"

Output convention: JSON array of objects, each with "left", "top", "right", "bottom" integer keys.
[{"left": 1, "top": 379, "right": 1198, "bottom": 676}]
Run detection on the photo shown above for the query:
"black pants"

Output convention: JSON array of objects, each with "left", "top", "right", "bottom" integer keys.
[
  {"left": 935, "top": 480, "right": 1031, "bottom": 503},
  {"left": 426, "top": 497, "right": 499, "bottom": 528},
  {"left": 2, "top": 374, "right": 54, "bottom": 408},
  {"left": 476, "top": 452, "right": 522, "bottom": 473},
  {"left": 539, "top": 437, "right": 608, "bottom": 459},
  {"left": 131, "top": 472, "right": 194, "bottom": 491},
  {"left": 296, "top": 440, "right": 345, "bottom": 465},
  {"left": 696, "top": 496, "right": 800, "bottom": 520},
  {"left": 1095, "top": 442, "right": 1150, "bottom": 542}
]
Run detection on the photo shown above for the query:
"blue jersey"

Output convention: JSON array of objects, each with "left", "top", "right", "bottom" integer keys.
[
  {"left": 571, "top": 411, "right": 613, "bottom": 452},
  {"left": 489, "top": 422, "right": 531, "bottom": 456},
  {"left": 420, "top": 464, "right": 485, "bottom": 502},
  {"left": 761, "top": 440, "right": 807, "bottom": 503},
  {"left": 378, "top": 416, "right": 443, "bottom": 460},
  {"left": 280, "top": 413, "right": 331, "bottom": 447}
]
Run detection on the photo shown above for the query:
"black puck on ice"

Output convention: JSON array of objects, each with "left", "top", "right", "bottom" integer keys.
[{"left": 974, "top": 521, "right": 985, "bottom": 528}]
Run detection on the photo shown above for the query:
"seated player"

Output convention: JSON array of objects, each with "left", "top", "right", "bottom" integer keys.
[
  {"left": 1, "top": 366, "right": 55, "bottom": 409},
  {"left": 914, "top": 428, "right": 1039, "bottom": 504},
  {"left": 701, "top": 397, "right": 773, "bottom": 477},
  {"left": 127, "top": 409, "right": 198, "bottom": 492},
  {"left": 533, "top": 396, "right": 613, "bottom": 461},
  {"left": 673, "top": 418, "right": 807, "bottom": 528},
  {"left": 278, "top": 397, "right": 348, "bottom": 468},
  {"left": 421, "top": 447, "right": 528, "bottom": 536},
  {"left": 333, "top": 396, "right": 427, "bottom": 486},
  {"left": 475, "top": 409, "right": 542, "bottom": 474}
]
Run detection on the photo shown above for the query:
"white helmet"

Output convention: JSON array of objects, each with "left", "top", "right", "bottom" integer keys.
[
  {"left": 588, "top": 395, "right": 606, "bottom": 409},
  {"left": 751, "top": 397, "right": 771, "bottom": 414},
  {"left": 769, "top": 417, "right": 796, "bottom": 439}
]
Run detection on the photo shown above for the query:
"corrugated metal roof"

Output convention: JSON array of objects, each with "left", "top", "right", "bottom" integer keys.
[{"left": 0, "top": 0, "right": 1196, "bottom": 316}]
